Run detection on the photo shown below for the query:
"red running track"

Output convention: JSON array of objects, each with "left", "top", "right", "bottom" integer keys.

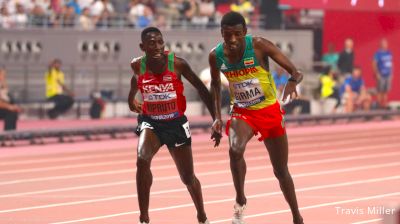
[{"left": 0, "top": 120, "right": 399, "bottom": 224}]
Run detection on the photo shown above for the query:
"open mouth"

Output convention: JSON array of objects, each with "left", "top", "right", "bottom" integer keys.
[
  {"left": 152, "top": 52, "right": 163, "bottom": 58},
  {"left": 227, "top": 44, "right": 238, "bottom": 50}
]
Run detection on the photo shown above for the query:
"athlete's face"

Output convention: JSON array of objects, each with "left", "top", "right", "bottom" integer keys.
[
  {"left": 221, "top": 24, "right": 247, "bottom": 52},
  {"left": 140, "top": 32, "right": 165, "bottom": 60}
]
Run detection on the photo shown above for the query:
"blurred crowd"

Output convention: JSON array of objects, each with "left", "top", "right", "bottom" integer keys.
[{"left": 0, "top": 0, "right": 257, "bottom": 29}]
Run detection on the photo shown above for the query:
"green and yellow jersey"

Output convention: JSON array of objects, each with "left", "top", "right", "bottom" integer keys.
[{"left": 215, "top": 35, "right": 277, "bottom": 110}]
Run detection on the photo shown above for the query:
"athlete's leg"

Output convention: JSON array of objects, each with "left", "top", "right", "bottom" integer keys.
[
  {"left": 137, "top": 128, "right": 162, "bottom": 223},
  {"left": 228, "top": 118, "right": 254, "bottom": 206},
  {"left": 169, "top": 144, "right": 208, "bottom": 222},
  {"left": 264, "top": 134, "right": 303, "bottom": 224}
]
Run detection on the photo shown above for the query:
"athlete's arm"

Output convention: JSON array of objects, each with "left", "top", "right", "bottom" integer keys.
[
  {"left": 178, "top": 56, "right": 221, "bottom": 147},
  {"left": 254, "top": 37, "right": 302, "bottom": 82},
  {"left": 177, "top": 57, "right": 215, "bottom": 119},
  {"left": 209, "top": 50, "right": 223, "bottom": 144},
  {"left": 254, "top": 37, "right": 303, "bottom": 101},
  {"left": 128, "top": 60, "right": 142, "bottom": 113}
]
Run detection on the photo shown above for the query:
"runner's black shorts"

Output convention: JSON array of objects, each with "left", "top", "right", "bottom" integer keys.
[{"left": 136, "top": 114, "right": 192, "bottom": 149}]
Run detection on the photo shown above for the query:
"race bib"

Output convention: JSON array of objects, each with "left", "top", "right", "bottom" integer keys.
[
  {"left": 230, "top": 78, "right": 265, "bottom": 108},
  {"left": 182, "top": 121, "right": 191, "bottom": 138},
  {"left": 143, "top": 91, "right": 179, "bottom": 119}
]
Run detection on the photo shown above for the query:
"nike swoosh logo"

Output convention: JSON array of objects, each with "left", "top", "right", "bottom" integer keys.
[
  {"left": 174, "top": 142, "right": 185, "bottom": 147},
  {"left": 142, "top": 79, "right": 155, "bottom": 83}
]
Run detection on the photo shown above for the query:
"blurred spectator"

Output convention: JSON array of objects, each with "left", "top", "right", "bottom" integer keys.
[
  {"left": 30, "top": 0, "right": 49, "bottom": 26},
  {"left": 66, "top": 0, "right": 82, "bottom": 15},
  {"left": 373, "top": 38, "right": 393, "bottom": 109},
  {"left": 322, "top": 42, "right": 339, "bottom": 71},
  {"left": 44, "top": 59, "right": 75, "bottom": 119},
  {"left": 91, "top": 0, "right": 115, "bottom": 27},
  {"left": 78, "top": 0, "right": 95, "bottom": 9},
  {"left": 341, "top": 67, "right": 371, "bottom": 113},
  {"left": 0, "top": 67, "right": 21, "bottom": 131},
  {"left": 128, "top": 0, "right": 153, "bottom": 28},
  {"left": 50, "top": 0, "right": 64, "bottom": 15},
  {"left": 338, "top": 38, "right": 354, "bottom": 77},
  {"left": 89, "top": 91, "right": 105, "bottom": 119},
  {"left": 110, "top": 0, "right": 130, "bottom": 14},
  {"left": 183, "top": 0, "right": 198, "bottom": 23},
  {"left": 2, "top": 0, "right": 18, "bottom": 15},
  {"left": 191, "top": 0, "right": 215, "bottom": 28},
  {"left": 78, "top": 7, "right": 94, "bottom": 30},
  {"left": 272, "top": 66, "right": 288, "bottom": 97},
  {"left": 320, "top": 67, "right": 341, "bottom": 113},
  {"left": 155, "top": 0, "right": 182, "bottom": 28},
  {"left": 0, "top": 5, "right": 12, "bottom": 28},
  {"left": 52, "top": 4, "right": 76, "bottom": 27},
  {"left": 11, "top": 3, "right": 28, "bottom": 28},
  {"left": 230, "top": 0, "right": 253, "bottom": 24}
]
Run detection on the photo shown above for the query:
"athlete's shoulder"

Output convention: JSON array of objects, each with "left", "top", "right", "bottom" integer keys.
[
  {"left": 209, "top": 47, "right": 217, "bottom": 59},
  {"left": 174, "top": 55, "right": 191, "bottom": 71},
  {"left": 130, "top": 56, "right": 142, "bottom": 73},
  {"left": 252, "top": 36, "right": 272, "bottom": 48},
  {"left": 131, "top": 56, "right": 143, "bottom": 67},
  {"left": 174, "top": 54, "right": 186, "bottom": 65}
]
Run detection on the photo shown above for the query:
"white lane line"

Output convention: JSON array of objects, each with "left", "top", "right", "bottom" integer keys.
[
  {"left": 48, "top": 190, "right": 400, "bottom": 223},
  {"left": 351, "top": 218, "right": 383, "bottom": 224},
  {"left": 1, "top": 129, "right": 397, "bottom": 167},
  {"left": 0, "top": 145, "right": 399, "bottom": 187},
  {"left": 1, "top": 138, "right": 399, "bottom": 176},
  {"left": 0, "top": 162, "right": 399, "bottom": 214},
  {"left": 211, "top": 192, "right": 400, "bottom": 223},
  {"left": 1, "top": 161, "right": 399, "bottom": 199},
  {"left": 0, "top": 151, "right": 134, "bottom": 166}
]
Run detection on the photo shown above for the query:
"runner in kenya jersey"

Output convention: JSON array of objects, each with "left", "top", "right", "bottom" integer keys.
[{"left": 137, "top": 52, "right": 186, "bottom": 120}]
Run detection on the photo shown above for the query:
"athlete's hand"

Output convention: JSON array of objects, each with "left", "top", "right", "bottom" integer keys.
[
  {"left": 282, "top": 81, "right": 298, "bottom": 103},
  {"left": 129, "top": 100, "right": 143, "bottom": 114},
  {"left": 211, "top": 119, "right": 223, "bottom": 147}
]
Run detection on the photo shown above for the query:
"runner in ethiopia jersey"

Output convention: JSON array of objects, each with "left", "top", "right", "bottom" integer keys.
[
  {"left": 128, "top": 27, "right": 221, "bottom": 224},
  {"left": 209, "top": 12, "right": 304, "bottom": 224}
]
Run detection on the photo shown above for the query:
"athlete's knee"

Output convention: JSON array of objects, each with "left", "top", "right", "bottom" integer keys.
[
  {"left": 273, "top": 166, "right": 290, "bottom": 180},
  {"left": 180, "top": 173, "right": 196, "bottom": 186},
  {"left": 136, "top": 157, "right": 151, "bottom": 170},
  {"left": 229, "top": 146, "right": 245, "bottom": 161}
]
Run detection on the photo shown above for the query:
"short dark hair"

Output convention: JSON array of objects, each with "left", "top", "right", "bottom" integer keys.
[
  {"left": 141, "top": 27, "right": 162, "bottom": 42},
  {"left": 221, "top": 11, "right": 246, "bottom": 28}
]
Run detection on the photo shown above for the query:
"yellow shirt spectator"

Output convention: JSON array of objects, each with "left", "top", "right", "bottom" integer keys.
[
  {"left": 320, "top": 75, "right": 335, "bottom": 98},
  {"left": 230, "top": 0, "right": 254, "bottom": 24},
  {"left": 45, "top": 68, "right": 64, "bottom": 98}
]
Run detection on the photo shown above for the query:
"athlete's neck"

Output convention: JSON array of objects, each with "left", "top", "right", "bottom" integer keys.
[
  {"left": 147, "top": 54, "right": 167, "bottom": 74},
  {"left": 224, "top": 43, "right": 245, "bottom": 65}
]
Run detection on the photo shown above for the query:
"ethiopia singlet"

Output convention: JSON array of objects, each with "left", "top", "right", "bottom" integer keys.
[
  {"left": 215, "top": 35, "right": 277, "bottom": 110},
  {"left": 137, "top": 52, "right": 186, "bottom": 120}
]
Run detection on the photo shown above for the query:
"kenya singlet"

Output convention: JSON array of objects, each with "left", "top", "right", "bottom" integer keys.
[
  {"left": 215, "top": 35, "right": 277, "bottom": 110},
  {"left": 137, "top": 52, "right": 186, "bottom": 120}
]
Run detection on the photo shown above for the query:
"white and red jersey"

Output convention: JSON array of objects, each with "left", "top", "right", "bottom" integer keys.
[{"left": 136, "top": 52, "right": 186, "bottom": 120}]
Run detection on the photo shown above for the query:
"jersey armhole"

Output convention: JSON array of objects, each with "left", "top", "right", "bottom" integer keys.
[
  {"left": 167, "top": 52, "right": 174, "bottom": 72},
  {"left": 140, "top": 56, "right": 147, "bottom": 75}
]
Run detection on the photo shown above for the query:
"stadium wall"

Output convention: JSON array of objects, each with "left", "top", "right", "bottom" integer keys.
[{"left": 0, "top": 29, "right": 312, "bottom": 102}]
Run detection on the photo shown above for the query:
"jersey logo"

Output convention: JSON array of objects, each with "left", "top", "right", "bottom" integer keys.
[
  {"left": 142, "top": 79, "right": 155, "bottom": 84},
  {"left": 244, "top": 57, "right": 254, "bottom": 67},
  {"left": 221, "top": 63, "right": 227, "bottom": 70},
  {"left": 163, "top": 75, "right": 172, "bottom": 82}
]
